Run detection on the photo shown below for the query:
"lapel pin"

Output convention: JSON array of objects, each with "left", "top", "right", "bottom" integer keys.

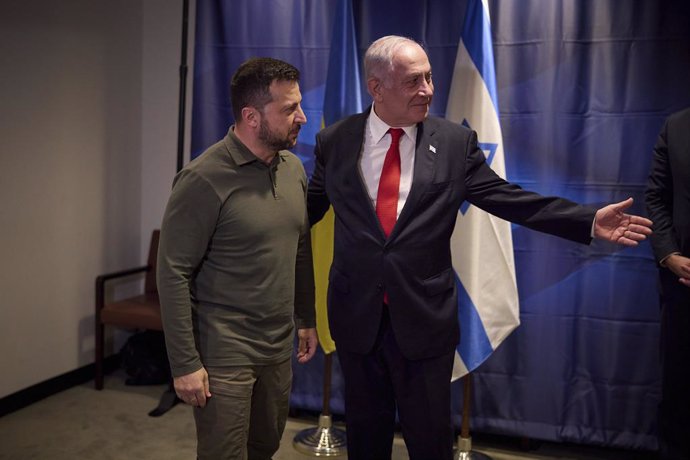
[{"left": 429, "top": 145, "right": 437, "bottom": 154}]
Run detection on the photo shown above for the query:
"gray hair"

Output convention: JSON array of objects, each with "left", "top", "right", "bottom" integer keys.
[{"left": 364, "top": 35, "right": 423, "bottom": 86}]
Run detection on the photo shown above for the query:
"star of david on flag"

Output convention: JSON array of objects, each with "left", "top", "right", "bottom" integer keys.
[{"left": 460, "top": 119, "right": 498, "bottom": 216}]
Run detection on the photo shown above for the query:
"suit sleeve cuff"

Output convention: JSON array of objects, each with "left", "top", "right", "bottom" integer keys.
[{"left": 660, "top": 252, "right": 682, "bottom": 267}]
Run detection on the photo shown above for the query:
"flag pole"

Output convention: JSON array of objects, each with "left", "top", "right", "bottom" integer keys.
[
  {"left": 293, "top": 352, "right": 347, "bottom": 456},
  {"left": 448, "top": 0, "right": 518, "bottom": 454},
  {"left": 454, "top": 373, "right": 492, "bottom": 460}
]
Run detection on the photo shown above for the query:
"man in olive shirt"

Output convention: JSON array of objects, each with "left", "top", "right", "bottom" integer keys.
[{"left": 157, "top": 58, "right": 318, "bottom": 460}]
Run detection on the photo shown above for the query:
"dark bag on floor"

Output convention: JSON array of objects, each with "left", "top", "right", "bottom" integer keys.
[{"left": 119, "top": 330, "right": 171, "bottom": 385}]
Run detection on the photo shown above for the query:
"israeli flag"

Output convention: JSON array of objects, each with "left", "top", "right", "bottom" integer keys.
[{"left": 446, "top": 0, "right": 520, "bottom": 380}]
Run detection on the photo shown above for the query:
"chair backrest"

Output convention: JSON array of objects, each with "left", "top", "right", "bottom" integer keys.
[{"left": 144, "top": 230, "right": 160, "bottom": 294}]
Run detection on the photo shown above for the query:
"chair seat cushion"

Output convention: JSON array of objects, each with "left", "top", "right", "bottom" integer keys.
[{"left": 100, "top": 293, "right": 163, "bottom": 331}]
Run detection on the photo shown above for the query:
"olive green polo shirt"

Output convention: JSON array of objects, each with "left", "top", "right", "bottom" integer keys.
[{"left": 157, "top": 127, "right": 315, "bottom": 377}]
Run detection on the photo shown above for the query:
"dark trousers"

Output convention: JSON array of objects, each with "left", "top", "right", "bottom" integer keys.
[
  {"left": 194, "top": 360, "right": 292, "bottom": 460},
  {"left": 658, "top": 275, "right": 690, "bottom": 460},
  {"left": 337, "top": 307, "right": 455, "bottom": 460}
]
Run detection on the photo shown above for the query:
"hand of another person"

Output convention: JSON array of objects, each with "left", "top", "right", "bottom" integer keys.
[
  {"left": 296, "top": 328, "right": 318, "bottom": 364},
  {"left": 593, "top": 197, "right": 653, "bottom": 247},
  {"left": 665, "top": 254, "right": 690, "bottom": 288},
  {"left": 174, "top": 367, "right": 212, "bottom": 407}
]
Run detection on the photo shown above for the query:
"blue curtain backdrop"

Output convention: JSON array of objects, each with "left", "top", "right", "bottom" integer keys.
[{"left": 190, "top": 0, "right": 690, "bottom": 450}]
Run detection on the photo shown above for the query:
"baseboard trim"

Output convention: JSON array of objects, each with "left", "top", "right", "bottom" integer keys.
[{"left": 0, "top": 356, "right": 120, "bottom": 418}]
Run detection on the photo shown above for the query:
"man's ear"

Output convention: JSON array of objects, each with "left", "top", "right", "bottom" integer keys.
[
  {"left": 367, "top": 77, "right": 383, "bottom": 102},
  {"left": 241, "top": 107, "right": 259, "bottom": 128}
]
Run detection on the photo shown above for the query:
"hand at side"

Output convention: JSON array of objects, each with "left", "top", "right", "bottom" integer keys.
[
  {"left": 296, "top": 328, "right": 318, "bottom": 364},
  {"left": 174, "top": 367, "right": 212, "bottom": 407},
  {"left": 665, "top": 254, "right": 690, "bottom": 288}
]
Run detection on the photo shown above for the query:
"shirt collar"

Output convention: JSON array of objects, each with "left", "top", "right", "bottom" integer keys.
[
  {"left": 368, "top": 104, "right": 417, "bottom": 145},
  {"left": 225, "top": 126, "right": 287, "bottom": 166}
]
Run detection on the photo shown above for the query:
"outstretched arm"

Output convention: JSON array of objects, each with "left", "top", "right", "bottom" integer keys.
[{"left": 593, "top": 197, "right": 653, "bottom": 247}]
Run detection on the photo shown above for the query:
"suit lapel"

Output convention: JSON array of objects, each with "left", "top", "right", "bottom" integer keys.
[
  {"left": 338, "top": 113, "right": 439, "bottom": 242},
  {"left": 391, "top": 118, "right": 438, "bottom": 238}
]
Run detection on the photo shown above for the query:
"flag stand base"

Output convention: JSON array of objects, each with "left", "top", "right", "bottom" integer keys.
[
  {"left": 293, "top": 414, "right": 347, "bottom": 457},
  {"left": 454, "top": 436, "right": 493, "bottom": 460}
]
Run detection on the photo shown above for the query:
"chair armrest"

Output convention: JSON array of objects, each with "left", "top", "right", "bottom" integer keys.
[{"left": 95, "top": 265, "right": 150, "bottom": 314}]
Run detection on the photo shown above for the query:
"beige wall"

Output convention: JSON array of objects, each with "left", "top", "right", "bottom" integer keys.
[{"left": 0, "top": 0, "right": 192, "bottom": 398}]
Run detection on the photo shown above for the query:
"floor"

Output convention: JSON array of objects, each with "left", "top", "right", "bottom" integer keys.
[{"left": 0, "top": 370, "right": 658, "bottom": 460}]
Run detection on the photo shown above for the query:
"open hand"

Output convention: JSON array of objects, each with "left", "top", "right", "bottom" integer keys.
[{"left": 593, "top": 198, "right": 652, "bottom": 247}]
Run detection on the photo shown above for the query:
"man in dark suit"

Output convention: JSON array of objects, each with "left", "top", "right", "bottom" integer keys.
[
  {"left": 307, "top": 35, "right": 653, "bottom": 460},
  {"left": 645, "top": 108, "right": 690, "bottom": 460}
]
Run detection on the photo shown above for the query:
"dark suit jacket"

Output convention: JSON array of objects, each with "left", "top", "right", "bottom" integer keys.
[
  {"left": 308, "top": 111, "right": 596, "bottom": 360},
  {"left": 646, "top": 108, "right": 690, "bottom": 293}
]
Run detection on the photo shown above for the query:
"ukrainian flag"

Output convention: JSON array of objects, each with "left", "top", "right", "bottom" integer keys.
[{"left": 311, "top": 0, "right": 363, "bottom": 354}]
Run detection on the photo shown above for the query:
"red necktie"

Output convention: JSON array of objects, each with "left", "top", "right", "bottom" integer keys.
[{"left": 376, "top": 128, "right": 404, "bottom": 237}]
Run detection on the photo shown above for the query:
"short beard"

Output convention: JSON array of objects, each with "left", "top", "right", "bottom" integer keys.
[{"left": 258, "top": 117, "right": 295, "bottom": 152}]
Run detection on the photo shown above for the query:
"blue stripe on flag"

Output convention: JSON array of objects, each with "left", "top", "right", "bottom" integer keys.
[
  {"left": 461, "top": 0, "right": 499, "bottom": 110},
  {"left": 456, "top": 275, "right": 494, "bottom": 371}
]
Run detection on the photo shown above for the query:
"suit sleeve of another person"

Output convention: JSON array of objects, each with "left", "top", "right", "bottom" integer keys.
[
  {"left": 157, "top": 170, "right": 220, "bottom": 378},
  {"left": 307, "top": 132, "right": 331, "bottom": 227},
  {"left": 645, "top": 118, "right": 680, "bottom": 262},
  {"left": 462, "top": 129, "right": 596, "bottom": 244},
  {"left": 294, "top": 165, "right": 316, "bottom": 328}
]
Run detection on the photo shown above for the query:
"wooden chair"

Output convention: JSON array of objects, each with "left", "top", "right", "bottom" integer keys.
[{"left": 94, "top": 230, "right": 162, "bottom": 390}]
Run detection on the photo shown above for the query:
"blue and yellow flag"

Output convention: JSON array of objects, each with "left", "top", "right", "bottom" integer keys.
[{"left": 311, "top": 0, "right": 363, "bottom": 354}]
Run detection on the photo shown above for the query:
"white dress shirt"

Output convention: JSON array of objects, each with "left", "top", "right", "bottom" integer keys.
[{"left": 359, "top": 106, "right": 417, "bottom": 218}]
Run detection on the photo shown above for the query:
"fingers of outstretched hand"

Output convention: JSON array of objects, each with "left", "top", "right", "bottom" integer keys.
[
  {"left": 629, "top": 215, "right": 653, "bottom": 229},
  {"left": 623, "top": 227, "right": 650, "bottom": 241},
  {"left": 616, "top": 236, "right": 640, "bottom": 247}
]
